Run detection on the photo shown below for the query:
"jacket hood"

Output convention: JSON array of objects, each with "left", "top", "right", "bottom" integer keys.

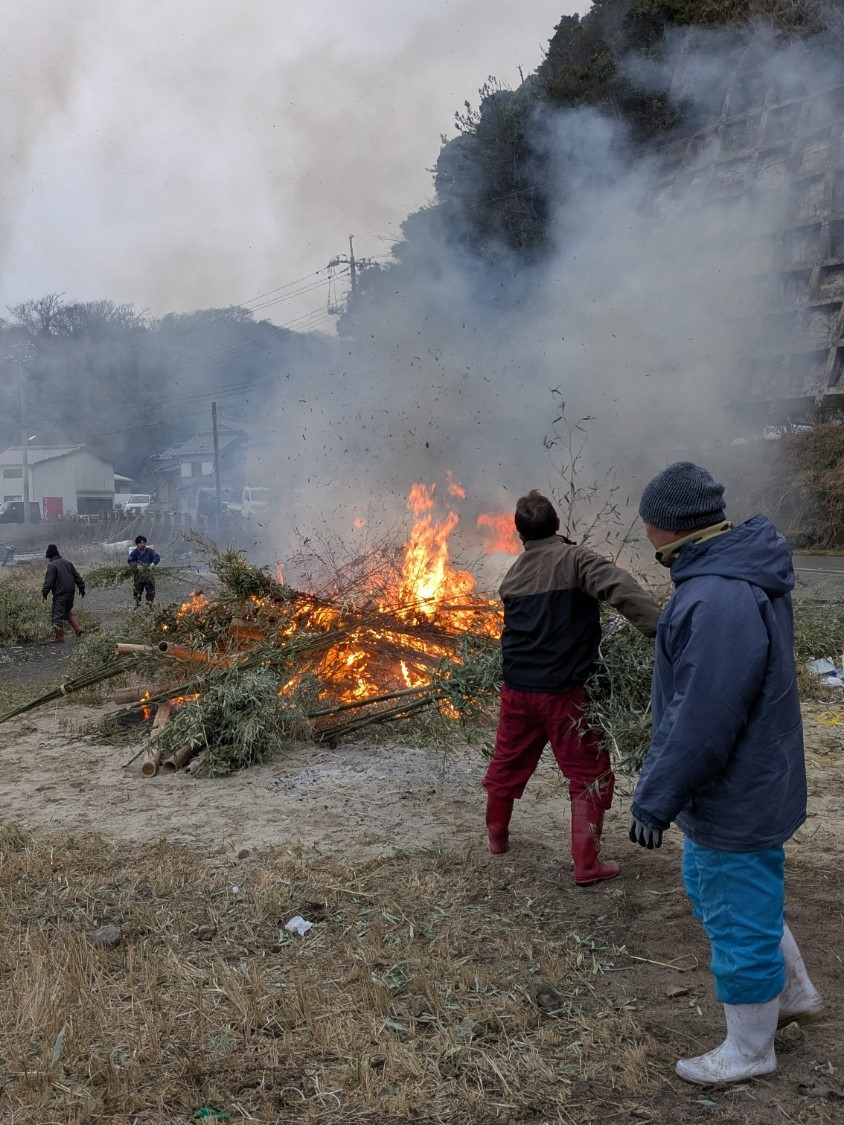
[{"left": 670, "top": 515, "right": 793, "bottom": 598}]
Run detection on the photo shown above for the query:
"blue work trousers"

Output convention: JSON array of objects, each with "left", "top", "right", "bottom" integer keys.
[{"left": 682, "top": 836, "right": 786, "bottom": 1005}]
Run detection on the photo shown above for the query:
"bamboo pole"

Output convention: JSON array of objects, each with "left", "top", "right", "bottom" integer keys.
[
  {"left": 162, "top": 745, "right": 198, "bottom": 772},
  {"left": 151, "top": 701, "right": 172, "bottom": 731},
  {"left": 227, "top": 619, "right": 266, "bottom": 641},
  {"left": 158, "top": 641, "right": 230, "bottom": 666},
  {"left": 0, "top": 657, "right": 146, "bottom": 725},
  {"left": 141, "top": 748, "right": 162, "bottom": 778},
  {"left": 113, "top": 684, "right": 159, "bottom": 705},
  {"left": 115, "top": 643, "right": 157, "bottom": 656}
]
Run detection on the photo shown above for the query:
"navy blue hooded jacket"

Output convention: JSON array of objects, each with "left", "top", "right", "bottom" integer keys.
[
  {"left": 631, "top": 516, "right": 806, "bottom": 851},
  {"left": 128, "top": 545, "right": 160, "bottom": 566}
]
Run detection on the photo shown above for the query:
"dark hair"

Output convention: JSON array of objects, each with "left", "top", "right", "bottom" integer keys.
[
  {"left": 135, "top": 535, "right": 147, "bottom": 545},
  {"left": 514, "top": 490, "right": 558, "bottom": 540}
]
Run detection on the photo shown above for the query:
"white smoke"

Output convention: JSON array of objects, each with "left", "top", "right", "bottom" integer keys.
[{"left": 247, "top": 19, "right": 844, "bottom": 578}]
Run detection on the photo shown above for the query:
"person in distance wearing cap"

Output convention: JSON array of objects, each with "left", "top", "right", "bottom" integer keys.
[
  {"left": 631, "top": 461, "right": 822, "bottom": 1086},
  {"left": 41, "top": 543, "right": 85, "bottom": 642}
]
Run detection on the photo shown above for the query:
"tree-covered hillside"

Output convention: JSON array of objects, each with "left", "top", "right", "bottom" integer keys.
[{"left": 420, "top": 0, "right": 844, "bottom": 259}]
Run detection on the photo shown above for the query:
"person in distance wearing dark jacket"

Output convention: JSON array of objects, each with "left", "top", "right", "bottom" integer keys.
[
  {"left": 483, "top": 489, "right": 661, "bottom": 885},
  {"left": 41, "top": 543, "right": 85, "bottom": 642},
  {"left": 630, "top": 461, "right": 823, "bottom": 1086},
  {"left": 128, "top": 535, "right": 160, "bottom": 605}
]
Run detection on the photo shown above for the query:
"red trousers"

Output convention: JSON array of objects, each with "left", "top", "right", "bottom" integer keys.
[{"left": 483, "top": 683, "right": 614, "bottom": 809}]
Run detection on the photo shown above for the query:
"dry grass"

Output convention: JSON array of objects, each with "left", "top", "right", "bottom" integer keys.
[{"left": 0, "top": 826, "right": 661, "bottom": 1124}]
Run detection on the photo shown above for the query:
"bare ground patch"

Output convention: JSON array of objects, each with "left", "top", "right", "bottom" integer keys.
[{"left": 0, "top": 698, "right": 842, "bottom": 1123}]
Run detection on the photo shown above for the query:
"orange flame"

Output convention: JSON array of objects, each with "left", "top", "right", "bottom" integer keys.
[
  {"left": 396, "top": 482, "right": 474, "bottom": 619},
  {"left": 177, "top": 591, "right": 209, "bottom": 616},
  {"left": 157, "top": 478, "right": 502, "bottom": 712},
  {"left": 477, "top": 511, "right": 520, "bottom": 555}
]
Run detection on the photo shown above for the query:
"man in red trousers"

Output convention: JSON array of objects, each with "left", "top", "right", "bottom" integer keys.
[{"left": 483, "top": 490, "right": 660, "bottom": 884}]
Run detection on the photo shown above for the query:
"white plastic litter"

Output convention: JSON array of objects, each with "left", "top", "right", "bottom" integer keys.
[
  {"left": 807, "top": 658, "right": 844, "bottom": 688},
  {"left": 285, "top": 915, "right": 314, "bottom": 936}
]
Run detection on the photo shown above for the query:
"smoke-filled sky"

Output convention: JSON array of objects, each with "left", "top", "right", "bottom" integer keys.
[
  {"left": 252, "top": 23, "right": 844, "bottom": 573},
  {"left": 1, "top": 1, "right": 575, "bottom": 328}
]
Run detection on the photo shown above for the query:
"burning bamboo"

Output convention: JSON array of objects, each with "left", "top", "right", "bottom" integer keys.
[
  {"left": 113, "top": 684, "right": 159, "bottom": 705},
  {"left": 157, "top": 641, "right": 231, "bottom": 666},
  {"left": 151, "top": 701, "right": 173, "bottom": 731}
]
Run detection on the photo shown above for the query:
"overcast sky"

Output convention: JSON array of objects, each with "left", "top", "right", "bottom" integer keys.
[{"left": 1, "top": 2, "right": 578, "bottom": 328}]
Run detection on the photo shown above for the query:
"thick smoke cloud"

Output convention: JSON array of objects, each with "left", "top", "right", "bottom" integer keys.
[{"left": 261, "top": 23, "right": 844, "bottom": 572}]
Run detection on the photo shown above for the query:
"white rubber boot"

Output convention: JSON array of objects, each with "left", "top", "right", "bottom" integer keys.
[
  {"left": 675, "top": 1000, "right": 778, "bottom": 1086},
  {"left": 778, "top": 923, "right": 824, "bottom": 1028}
]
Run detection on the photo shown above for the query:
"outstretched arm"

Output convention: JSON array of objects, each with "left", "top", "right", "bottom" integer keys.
[{"left": 574, "top": 547, "right": 662, "bottom": 637}]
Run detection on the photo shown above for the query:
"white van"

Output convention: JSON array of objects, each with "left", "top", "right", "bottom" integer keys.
[
  {"left": 123, "top": 494, "right": 153, "bottom": 515},
  {"left": 242, "top": 485, "right": 270, "bottom": 518}
]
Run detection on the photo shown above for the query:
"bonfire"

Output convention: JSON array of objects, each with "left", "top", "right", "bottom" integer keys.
[
  {"left": 0, "top": 482, "right": 507, "bottom": 776},
  {"left": 0, "top": 479, "right": 671, "bottom": 779}
]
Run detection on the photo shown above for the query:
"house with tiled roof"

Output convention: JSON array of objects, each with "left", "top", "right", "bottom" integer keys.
[
  {"left": 0, "top": 445, "right": 115, "bottom": 517},
  {"left": 151, "top": 424, "right": 247, "bottom": 514}
]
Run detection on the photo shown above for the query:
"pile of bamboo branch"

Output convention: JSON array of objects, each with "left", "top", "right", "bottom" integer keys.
[
  {"left": 2, "top": 541, "right": 663, "bottom": 781},
  {"left": 2, "top": 544, "right": 502, "bottom": 777}
]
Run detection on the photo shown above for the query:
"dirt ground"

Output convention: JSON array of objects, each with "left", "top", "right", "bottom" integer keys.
[
  {"left": 1, "top": 567, "right": 843, "bottom": 1121},
  {"left": 0, "top": 695, "right": 843, "bottom": 1121}
]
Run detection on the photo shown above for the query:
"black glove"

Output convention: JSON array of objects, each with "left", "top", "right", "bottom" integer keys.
[
  {"left": 629, "top": 814, "right": 662, "bottom": 849},
  {"left": 79, "top": 590, "right": 85, "bottom": 597}
]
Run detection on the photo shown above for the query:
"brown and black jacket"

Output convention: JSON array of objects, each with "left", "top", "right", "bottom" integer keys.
[{"left": 499, "top": 535, "right": 660, "bottom": 693}]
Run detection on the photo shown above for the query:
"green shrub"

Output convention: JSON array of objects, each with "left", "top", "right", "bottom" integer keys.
[{"left": 0, "top": 572, "right": 53, "bottom": 645}]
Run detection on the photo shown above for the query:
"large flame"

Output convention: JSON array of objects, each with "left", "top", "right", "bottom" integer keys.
[
  {"left": 395, "top": 482, "right": 474, "bottom": 619},
  {"left": 165, "top": 478, "right": 502, "bottom": 710}
]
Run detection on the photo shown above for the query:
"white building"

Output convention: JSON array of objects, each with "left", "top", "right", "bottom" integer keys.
[{"left": 0, "top": 445, "right": 115, "bottom": 517}]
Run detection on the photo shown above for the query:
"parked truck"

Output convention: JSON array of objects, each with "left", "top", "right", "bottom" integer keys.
[
  {"left": 241, "top": 485, "right": 271, "bottom": 518},
  {"left": 195, "top": 485, "right": 271, "bottom": 519}
]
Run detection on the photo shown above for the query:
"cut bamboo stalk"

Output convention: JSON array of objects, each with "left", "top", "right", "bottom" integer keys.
[
  {"left": 162, "top": 745, "right": 198, "bottom": 772},
  {"left": 151, "top": 701, "right": 172, "bottom": 731},
  {"left": 228, "top": 619, "right": 266, "bottom": 641},
  {"left": 115, "top": 643, "right": 157, "bottom": 656},
  {"left": 158, "top": 641, "right": 230, "bottom": 666},
  {"left": 141, "top": 748, "right": 162, "bottom": 778},
  {"left": 173, "top": 744, "right": 198, "bottom": 769},
  {"left": 113, "top": 684, "right": 159, "bottom": 705}
]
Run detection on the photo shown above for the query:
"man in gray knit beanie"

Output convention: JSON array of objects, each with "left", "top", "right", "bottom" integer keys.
[
  {"left": 639, "top": 461, "right": 725, "bottom": 535},
  {"left": 630, "top": 462, "right": 820, "bottom": 1087}
]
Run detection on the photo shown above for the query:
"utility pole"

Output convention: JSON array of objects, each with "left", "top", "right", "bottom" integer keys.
[
  {"left": 326, "top": 236, "right": 373, "bottom": 313},
  {"left": 19, "top": 354, "right": 30, "bottom": 525},
  {"left": 348, "top": 234, "right": 357, "bottom": 294},
  {"left": 211, "top": 401, "right": 223, "bottom": 532}
]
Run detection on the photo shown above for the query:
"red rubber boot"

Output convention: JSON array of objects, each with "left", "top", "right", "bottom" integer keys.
[
  {"left": 571, "top": 800, "right": 619, "bottom": 886},
  {"left": 485, "top": 795, "right": 514, "bottom": 855},
  {"left": 67, "top": 614, "right": 83, "bottom": 637},
  {"left": 53, "top": 625, "right": 65, "bottom": 643}
]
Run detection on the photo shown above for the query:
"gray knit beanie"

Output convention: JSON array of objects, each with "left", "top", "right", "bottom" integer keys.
[{"left": 639, "top": 462, "right": 726, "bottom": 532}]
